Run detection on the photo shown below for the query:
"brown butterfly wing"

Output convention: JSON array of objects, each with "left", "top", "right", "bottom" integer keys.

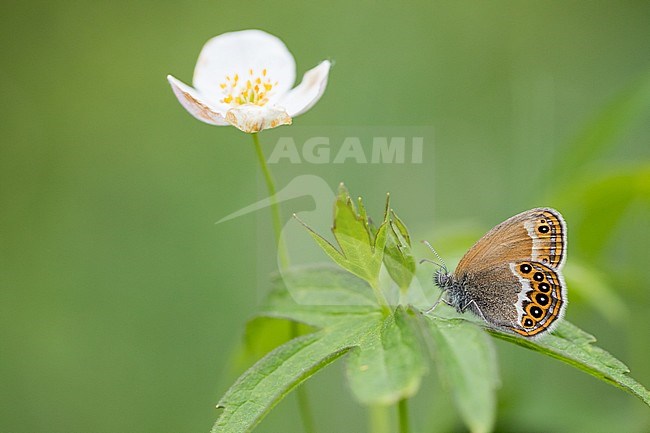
[
  {"left": 508, "top": 261, "right": 566, "bottom": 336},
  {"left": 455, "top": 208, "right": 566, "bottom": 274}
]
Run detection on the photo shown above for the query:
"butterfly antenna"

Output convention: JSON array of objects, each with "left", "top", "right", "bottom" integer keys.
[
  {"left": 421, "top": 240, "right": 448, "bottom": 273},
  {"left": 419, "top": 257, "right": 443, "bottom": 267},
  {"left": 420, "top": 240, "right": 450, "bottom": 315}
]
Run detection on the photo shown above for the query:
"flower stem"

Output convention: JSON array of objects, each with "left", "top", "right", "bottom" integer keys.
[
  {"left": 369, "top": 405, "right": 390, "bottom": 433},
  {"left": 251, "top": 133, "right": 314, "bottom": 433},
  {"left": 291, "top": 324, "right": 317, "bottom": 433},
  {"left": 398, "top": 398, "right": 410, "bottom": 433},
  {"left": 251, "top": 132, "right": 289, "bottom": 269}
]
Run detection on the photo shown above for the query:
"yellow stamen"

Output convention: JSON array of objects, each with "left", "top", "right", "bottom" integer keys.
[{"left": 218, "top": 67, "right": 277, "bottom": 106}]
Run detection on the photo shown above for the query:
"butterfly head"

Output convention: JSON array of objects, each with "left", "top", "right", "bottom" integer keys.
[{"left": 433, "top": 268, "right": 453, "bottom": 292}]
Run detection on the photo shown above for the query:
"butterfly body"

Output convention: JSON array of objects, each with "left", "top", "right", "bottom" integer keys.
[{"left": 433, "top": 208, "right": 567, "bottom": 338}]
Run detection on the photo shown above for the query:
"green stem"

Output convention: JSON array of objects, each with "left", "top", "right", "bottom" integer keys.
[
  {"left": 252, "top": 133, "right": 313, "bottom": 432},
  {"left": 251, "top": 132, "right": 289, "bottom": 269},
  {"left": 398, "top": 398, "right": 410, "bottom": 433},
  {"left": 291, "top": 321, "right": 316, "bottom": 433},
  {"left": 369, "top": 405, "right": 390, "bottom": 433}
]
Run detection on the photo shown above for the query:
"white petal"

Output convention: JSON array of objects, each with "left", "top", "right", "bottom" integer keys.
[
  {"left": 278, "top": 60, "right": 331, "bottom": 117},
  {"left": 225, "top": 104, "right": 292, "bottom": 133},
  {"left": 193, "top": 30, "right": 296, "bottom": 102},
  {"left": 167, "top": 75, "right": 229, "bottom": 125}
]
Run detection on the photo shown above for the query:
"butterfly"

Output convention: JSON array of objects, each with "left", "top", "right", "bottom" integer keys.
[{"left": 429, "top": 208, "right": 567, "bottom": 337}]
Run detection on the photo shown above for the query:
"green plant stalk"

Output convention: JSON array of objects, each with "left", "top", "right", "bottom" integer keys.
[
  {"left": 251, "top": 132, "right": 289, "bottom": 269},
  {"left": 251, "top": 133, "right": 313, "bottom": 433},
  {"left": 291, "top": 321, "right": 317, "bottom": 433},
  {"left": 398, "top": 398, "right": 410, "bottom": 433},
  {"left": 369, "top": 405, "right": 390, "bottom": 433}
]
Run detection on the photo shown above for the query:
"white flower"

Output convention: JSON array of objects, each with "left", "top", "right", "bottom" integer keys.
[{"left": 167, "top": 30, "right": 331, "bottom": 133}]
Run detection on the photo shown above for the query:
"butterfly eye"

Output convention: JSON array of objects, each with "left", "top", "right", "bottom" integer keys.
[
  {"left": 538, "top": 282, "right": 550, "bottom": 292},
  {"left": 533, "top": 272, "right": 544, "bottom": 282},
  {"left": 538, "top": 225, "right": 550, "bottom": 234},
  {"left": 520, "top": 264, "right": 532, "bottom": 274},
  {"left": 523, "top": 318, "right": 535, "bottom": 328}
]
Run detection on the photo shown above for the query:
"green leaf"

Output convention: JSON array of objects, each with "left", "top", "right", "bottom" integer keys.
[
  {"left": 332, "top": 184, "right": 375, "bottom": 261},
  {"left": 487, "top": 320, "right": 650, "bottom": 406},
  {"left": 294, "top": 184, "right": 389, "bottom": 285},
  {"left": 390, "top": 209, "right": 411, "bottom": 245},
  {"left": 423, "top": 316, "right": 498, "bottom": 433},
  {"left": 294, "top": 184, "right": 390, "bottom": 307},
  {"left": 212, "top": 328, "right": 356, "bottom": 433},
  {"left": 212, "top": 266, "right": 428, "bottom": 432},
  {"left": 356, "top": 194, "right": 375, "bottom": 243},
  {"left": 261, "top": 265, "right": 379, "bottom": 328},
  {"left": 383, "top": 210, "right": 416, "bottom": 292},
  {"left": 346, "top": 307, "right": 428, "bottom": 405}
]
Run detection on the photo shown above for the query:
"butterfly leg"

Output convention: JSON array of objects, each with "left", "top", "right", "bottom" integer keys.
[
  {"left": 462, "top": 299, "right": 488, "bottom": 323},
  {"left": 425, "top": 292, "right": 445, "bottom": 314},
  {"left": 424, "top": 290, "right": 453, "bottom": 314}
]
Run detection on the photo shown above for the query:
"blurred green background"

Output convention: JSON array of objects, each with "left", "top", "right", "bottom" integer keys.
[{"left": 2, "top": 1, "right": 649, "bottom": 432}]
